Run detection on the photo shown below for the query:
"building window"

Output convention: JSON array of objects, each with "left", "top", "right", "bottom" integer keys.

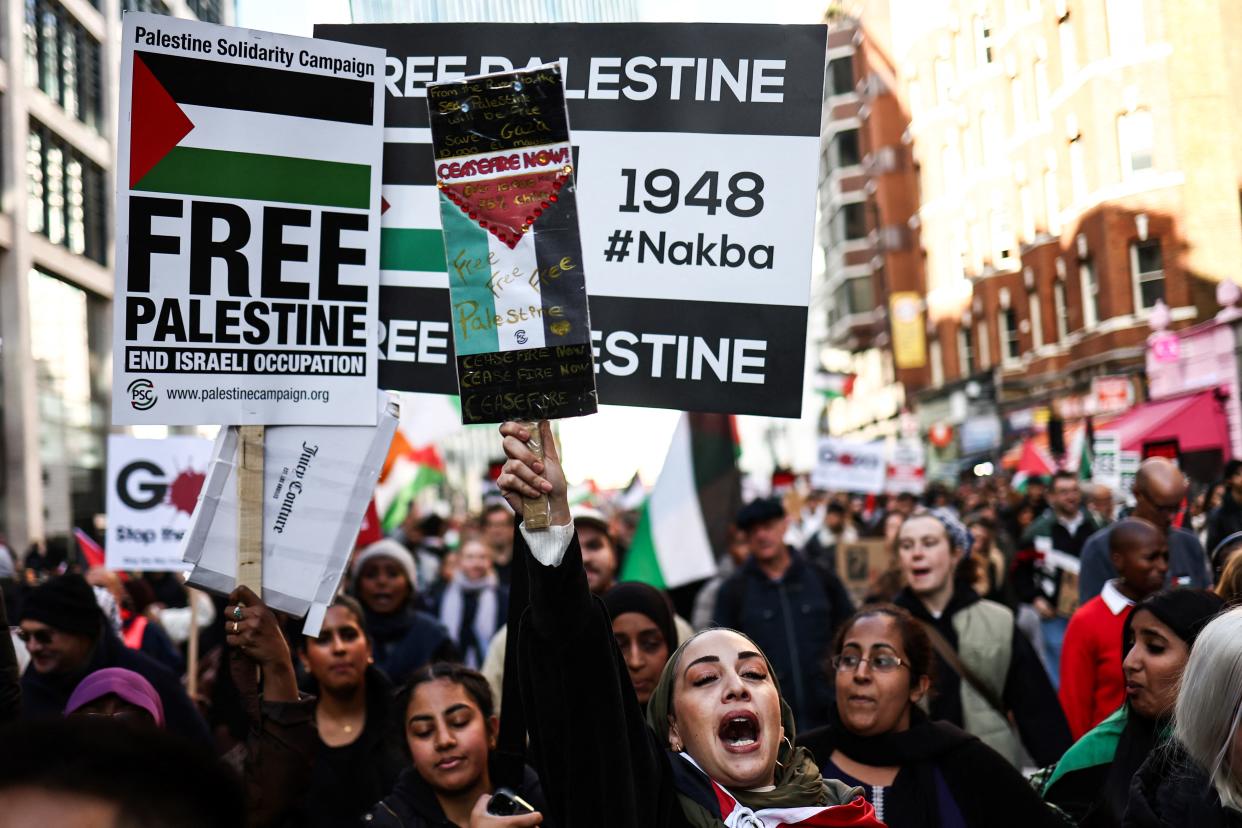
[
  {"left": 1020, "top": 185, "right": 1035, "bottom": 241},
  {"left": 930, "top": 338, "right": 944, "bottom": 386},
  {"left": 934, "top": 58, "right": 952, "bottom": 103},
  {"left": 941, "top": 143, "right": 960, "bottom": 189},
  {"left": 977, "top": 320, "right": 991, "bottom": 368},
  {"left": 1118, "top": 109, "right": 1154, "bottom": 176},
  {"left": 959, "top": 325, "right": 975, "bottom": 375},
  {"left": 1003, "top": 308, "right": 1021, "bottom": 361},
  {"left": 1029, "top": 288, "right": 1044, "bottom": 349},
  {"left": 828, "top": 56, "right": 854, "bottom": 96},
  {"left": 1011, "top": 75, "right": 1025, "bottom": 129},
  {"left": 834, "top": 128, "right": 861, "bottom": 168},
  {"left": 1058, "top": 13, "right": 1078, "bottom": 77},
  {"left": 832, "top": 275, "right": 875, "bottom": 319},
  {"left": 993, "top": 210, "right": 1015, "bottom": 266},
  {"left": 1033, "top": 58, "right": 1050, "bottom": 120},
  {"left": 1080, "top": 259, "right": 1100, "bottom": 327},
  {"left": 27, "top": 120, "right": 106, "bottom": 263},
  {"left": 980, "top": 111, "right": 998, "bottom": 167},
  {"left": 1106, "top": 0, "right": 1145, "bottom": 54},
  {"left": 121, "top": 0, "right": 171, "bottom": 14},
  {"left": 186, "top": 0, "right": 223, "bottom": 24},
  {"left": 837, "top": 201, "right": 867, "bottom": 243},
  {"left": 1044, "top": 168, "right": 1061, "bottom": 234},
  {"left": 24, "top": 0, "right": 103, "bottom": 129},
  {"left": 1131, "top": 239, "right": 1164, "bottom": 311},
  {"left": 976, "top": 17, "right": 994, "bottom": 64},
  {"left": 1069, "top": 133, "right": 1086, "bottom": 204},
  {"left": 1053, "top": 280, "right": 1069, "bottom": 341}
]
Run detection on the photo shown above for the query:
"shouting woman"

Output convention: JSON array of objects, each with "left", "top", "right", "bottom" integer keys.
[{"left": 494, "top": 421, "right": 883, "bottom": 828}]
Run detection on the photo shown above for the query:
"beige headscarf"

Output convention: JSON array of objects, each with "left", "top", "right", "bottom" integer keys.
[{"left": 644, "top": 628, "right": 861, "bottom": 827}]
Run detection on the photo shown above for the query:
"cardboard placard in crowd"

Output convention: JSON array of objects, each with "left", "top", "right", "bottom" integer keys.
[
  {"left": 105, "top": 435, "right": 214, "bottom": 571},
  {"left": 315, "top": 22, "right": 827, "bottom": 417},
  {"left": 181, "top": 391, "right": 398, "bottom": 635},
  {"left": 113, "top": 13, "right": 386, "bottom": 425},
  {"left": 836, "top": 539, "right": 891, "bottom": 603},
  {"left": 426, "top": 64, "right": 597, "bottom": 424}
]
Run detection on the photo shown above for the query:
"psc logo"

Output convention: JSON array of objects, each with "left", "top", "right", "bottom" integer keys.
[{"left": 128, "top": 378, "right": 157, "bottom": 411}]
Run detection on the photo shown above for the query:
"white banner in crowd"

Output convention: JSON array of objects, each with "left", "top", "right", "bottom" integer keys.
[
  {"left": 105, "top": 435, "right": 214, "bottom": 571},
  {"left": 886, "top": 439, "right": 926, "bottom": 494},
  {"left": 315, "top": 22, "right": 827, "bottom": 418},
  {"left": 181, "top": 391, "right": 398, "bottom": 635},
  {"left": 812, "top": 437, "right": 889, "bottom": 494},
  {"left": 112, "top": 13, "right": 386, "bottom": 425}
]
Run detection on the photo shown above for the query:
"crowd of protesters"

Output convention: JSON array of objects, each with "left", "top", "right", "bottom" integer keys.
[{"left": 4, "top": 432, "right": 1242, "bottom": 827}]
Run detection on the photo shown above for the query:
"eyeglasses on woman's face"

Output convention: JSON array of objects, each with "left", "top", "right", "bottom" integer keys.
[{"left": 832, "top": 652, "right": 907, "bottom": 673}]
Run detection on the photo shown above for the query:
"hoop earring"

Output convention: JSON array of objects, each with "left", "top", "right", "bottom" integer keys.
[{"left": 775, "top": 735, "right": 795, "bottom": 772}]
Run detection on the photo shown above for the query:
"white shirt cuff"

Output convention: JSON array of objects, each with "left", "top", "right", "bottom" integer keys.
[{"left": 520, "top": 521, "right": 574, "bottom": 567}]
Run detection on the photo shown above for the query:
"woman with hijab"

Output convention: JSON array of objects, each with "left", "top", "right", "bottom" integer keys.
[
  {"left": 296, "top": 595, "right": 407, "bottom": 828},
  {"left": 1037, "top": 589, "right": 1224, "bottom": 827},
  {"left": 352, "top": 539, "right": 460, "bottom": 684},
  {"left": 603, "top": 582, "right": 677, "bottom": 709},
  {"left": 65, "top": 667, "right": 165, "bottom": 728},
  {"left": 1125, "top": 606, "right": 1242, "bottom": 827},
  {"left": 495, "top": 421, "right": 883, "bottom": 828},
  {"left": 893, "top": 508, "right": 1070, "bottom": 768},
  {"left": 799, "top": 605, "right": 1061, "bottom": 827}
]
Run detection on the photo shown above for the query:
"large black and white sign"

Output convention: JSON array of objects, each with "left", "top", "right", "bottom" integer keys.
[
  {"left": 114, "top": 14, "right": 386, "bottom": 425},
  {"left": 316, "top": 23, "right": 825, "bottom": 417}
]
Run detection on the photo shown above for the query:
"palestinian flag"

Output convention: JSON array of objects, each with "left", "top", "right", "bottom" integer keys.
[
  {"left": 621, "top": 414, "right": 742, "bottom": 589},
  {"left": 815, "top": 371, "right": 856, "bottom": 399},
  {"left": 128, "top": 49, "right": 376, "bottom": 209},
  {"left": 376, "top": 428, "right": 446, "bottom": 532}
]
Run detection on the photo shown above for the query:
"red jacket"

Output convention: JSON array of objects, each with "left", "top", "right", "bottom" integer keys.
[{"left": 1058, "top": 584, "right": 1133, "bottom": 739}]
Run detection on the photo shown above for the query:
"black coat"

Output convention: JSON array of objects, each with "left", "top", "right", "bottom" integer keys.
[
  {"left": 297, "top": 666, "right": 407, "bottom": 828},
  {"left": 364, "top": 604, "right": 460, "bottom": 686},
  {"left": 19, "top": 621, "right": 210, "bottom": 744},
  {"left": 712, "top": 549, "right": 855, "bottom": 731},
  {"left": 893, "top": 587, "right": 1071, "bottom": 768},
  {"left": 1207, "top": 491, "right": 1242, "bottom": 561},
  {"left": 1124, "top": 743, "right": 1242, "bottom": 828},
  {"left": 798, "top": 718, "right": 1062, "bottom": 828},
  {"left": 365, "top": 764, "right": 546, "bottom": 827}
]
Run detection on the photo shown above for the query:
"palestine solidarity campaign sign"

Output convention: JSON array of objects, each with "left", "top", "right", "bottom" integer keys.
[
  {"left": 427, "top": 65, "right": 597, "bottom": 424},
  {"left": 114, "top": 13, "right": 386, "bottom": 425}
]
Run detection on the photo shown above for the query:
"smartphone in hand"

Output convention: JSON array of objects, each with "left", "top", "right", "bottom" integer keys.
[{"left": 486, "top": 788, "right": 536, "bottom": 816}]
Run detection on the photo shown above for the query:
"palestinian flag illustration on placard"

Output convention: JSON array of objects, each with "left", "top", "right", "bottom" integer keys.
[
  {"left": 128, "top": 49, "right": 374, "bottom": 210},
  {"left": 426, "top": 64, "right": 597, "bottom": 425}
]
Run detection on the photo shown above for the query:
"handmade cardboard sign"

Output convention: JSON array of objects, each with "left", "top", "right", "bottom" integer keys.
[
  {"left": 113, "top": 13, "right": 386, "bottom": 425},
  {"left": 426, "top": 64, "right": 596, "bottom": 424},
  {"left": 315, "top": 23, "right": 826, "bottom": 418},
  {"left": 105, "top": 435, "right": 213, "bottom": 571},
  {"left": 181, "top": 391, "right": 399, "bottom": 634}
]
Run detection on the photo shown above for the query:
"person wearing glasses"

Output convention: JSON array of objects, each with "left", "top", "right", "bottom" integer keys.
[
  {"left": 799, "top": 605, "right": 1061, "bottom": 827},
  {"left": 16, "top": 573, "right": 209, "bottom": 743},
  {"left": 1078, "top": 458, "right": 1212, "bottom": 603}
]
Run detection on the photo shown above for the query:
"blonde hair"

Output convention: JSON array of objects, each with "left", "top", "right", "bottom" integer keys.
[
  {"left": 1217, "top": 552, "right": 1242, "bottom": 608},
  {"left": 1174, "top": 607, "right": 1242, "bottom": 812}
]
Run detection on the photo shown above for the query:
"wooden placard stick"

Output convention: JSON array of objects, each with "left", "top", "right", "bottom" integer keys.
[
  {"left": 186, "top": 587, "right": 200, "bottom": 700},
  {"left": 237, "top": 425, "right": 265, "bottom": 593},
  {"left": 518, "top": 420, "right": 550, "bottom": 530}
]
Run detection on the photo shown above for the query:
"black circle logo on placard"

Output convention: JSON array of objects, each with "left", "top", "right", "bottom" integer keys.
[{"left": 128, "top": 378, "right": 157, "bottom": 411}]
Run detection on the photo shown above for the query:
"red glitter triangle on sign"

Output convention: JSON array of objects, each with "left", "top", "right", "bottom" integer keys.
[
  {"left": 440, "top": 168, "right": 570, "bottom": 249},
  {"left": 381, "top": 196, "right": 390, "bottom": 214},
  {"left": 129, "top": 54, "right": 195, "bottom": 187}
]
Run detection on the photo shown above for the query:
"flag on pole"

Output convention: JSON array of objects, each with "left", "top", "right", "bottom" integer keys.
[
  {"left": 621, "top": 414, "right": 742, "bottom": 589},
  {"left": 74, "top": 528, "right": 106, "bottom": 569},
  {"left": 376, "top": 429, "right": 446, "bottom": 533}
]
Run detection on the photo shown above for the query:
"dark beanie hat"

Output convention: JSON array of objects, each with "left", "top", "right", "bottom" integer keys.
[
  {"left": 736, "top": 497, "right": 785, "bottom": 531},
  {"left": 20, "top": 573, "right": 102, "bottom": 638},
  {"left": 1125, "top": 589, "right": 1224, "bottom": 653},
  {"left": 603, "top": 581, "right": 679, "bottom": 651}
]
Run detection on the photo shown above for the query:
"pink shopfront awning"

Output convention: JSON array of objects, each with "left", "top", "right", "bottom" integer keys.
[{"left": 1104, "top": 389, "right": 1231, "bottom": 457}]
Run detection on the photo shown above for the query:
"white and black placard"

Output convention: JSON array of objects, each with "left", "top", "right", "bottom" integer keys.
[
  {"left": 113, "top": 13, "right": 386, "bottom": 425},
  {"left": 316, "top": 23, "right": 826, "bottom": 417},
  {"left": 105, "top": 435, "right": 214, "bottom": 571}
]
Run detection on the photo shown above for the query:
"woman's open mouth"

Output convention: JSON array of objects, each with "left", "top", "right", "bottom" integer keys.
[{"left": 717, "top": 710, "right": 761, "bottom": 753}]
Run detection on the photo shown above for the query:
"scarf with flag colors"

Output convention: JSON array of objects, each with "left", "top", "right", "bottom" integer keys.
[
  {"left": 621, "top": 413, "right": 742, "bottom": 589},
  {"left": 712, "top": 780, "right": 880, "bottom": 827}
]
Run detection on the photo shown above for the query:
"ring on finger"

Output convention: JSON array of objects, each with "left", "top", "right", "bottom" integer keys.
[
  {"left": 231, "top": 621, "right": 240, "bottom": 634},
  {"left": 232, "top": 605, "right": 244, "bottom": 621}
]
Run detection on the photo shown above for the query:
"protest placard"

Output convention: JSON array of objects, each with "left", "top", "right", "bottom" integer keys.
[
  {"left": 113, "top": 13, "right": 386, "bottom": 425},
  {"left": 885, "top": 438, "right": 926, "bottom": 494},
  {"left": 426, "top": 64, "right": 597, "bottom": 424},
  {"left": 315, "top": 23, "right": 826, "bottom": 417},
  {"left": 811, "top": 437, "right": 887, "bottom": 494},
  {"left": 836, "top": 539, "right": 890, "bottom": 604},
  {"left": 105, "top": 435, "right": 213, "bottom": 571},
  {"left": 181, "top": 391, "right": 399, "bottom": 634}
]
